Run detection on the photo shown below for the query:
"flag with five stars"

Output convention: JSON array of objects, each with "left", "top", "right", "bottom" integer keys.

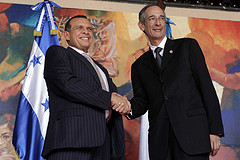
[{"left": 12, "top": 1, "right": 60, "bottom": 160}]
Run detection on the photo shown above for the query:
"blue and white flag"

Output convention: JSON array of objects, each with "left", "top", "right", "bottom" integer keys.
[{"left": 12, "top": 1, "right": 60, "bottom": 160}]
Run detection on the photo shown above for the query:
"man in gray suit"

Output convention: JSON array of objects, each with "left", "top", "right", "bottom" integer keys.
[{"left": 42, "top": 15, "right": 130, "bottom": 160}]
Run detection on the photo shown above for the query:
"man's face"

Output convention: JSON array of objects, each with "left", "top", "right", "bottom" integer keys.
[
  {"left": 64, "top": 18, "right": 93, "bottom": 52},
  {"left": 138, "top": 6, "right": 166, "bottom": 44}
]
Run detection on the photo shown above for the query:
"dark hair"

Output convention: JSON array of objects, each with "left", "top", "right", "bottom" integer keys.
[
  {"left": 139, "top": 4, "right": 166, "bottom": 24},
  {"left": 65, "top": 15, "right": 88, "bottom": 31}
]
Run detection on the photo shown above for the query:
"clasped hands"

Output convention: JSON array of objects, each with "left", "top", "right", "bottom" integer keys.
[{"left": 111, "top": 92, "right": 131, "bottom": 115}]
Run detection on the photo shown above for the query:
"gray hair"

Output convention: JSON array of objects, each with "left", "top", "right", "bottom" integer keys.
[{"left": 139, "top": 4, "right": 166, "bottom": 24}]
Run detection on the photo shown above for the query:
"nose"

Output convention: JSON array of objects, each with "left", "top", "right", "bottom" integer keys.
[
  {"left": 82, "top": 28, "right": 88, "bottom": 34},
  {"left": 155, "top": 18, "right": 161, "bottom": 26},
  {"left": 80, "top": 27, "right": 90, "bottom": 35}
]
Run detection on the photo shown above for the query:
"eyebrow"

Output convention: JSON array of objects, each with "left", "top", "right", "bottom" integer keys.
[
  {"left": 74, "top": 25, "right": 82, "bottom": 28},
  {"left": 1, "top": 132, "right": 10, "bottom": 136},
  {"left": 148, "top": 15, "right": 165, "bottom": 19}
]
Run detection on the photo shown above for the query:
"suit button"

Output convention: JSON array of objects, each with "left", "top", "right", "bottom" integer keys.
[{"left": 164, "top": 96, "right": 168, "bottom": 100}]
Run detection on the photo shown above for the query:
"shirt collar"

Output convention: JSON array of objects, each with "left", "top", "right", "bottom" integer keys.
[
  {"left": 150, "top": 36, "right": 167, "bottom": 57},
  {"left": 69, "top": 46, "right": 89, "bottom": 55}
]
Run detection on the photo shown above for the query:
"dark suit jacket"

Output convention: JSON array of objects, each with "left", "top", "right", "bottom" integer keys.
[
  {"left": 129, "top": 38, "right": 224, "bottom": 158},
  {"left": 42, "top": 45, "right": 125, "bottom": 159}
]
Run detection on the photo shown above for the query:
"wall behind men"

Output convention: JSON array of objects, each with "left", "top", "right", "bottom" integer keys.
[
  {"left": 0, "top": 1, "right": 240, "bottom": 160},
  {"left": 0, "top": 0, "right": 239, "bottom": 21}
]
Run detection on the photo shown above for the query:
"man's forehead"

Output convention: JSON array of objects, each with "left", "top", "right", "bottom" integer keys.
[
  {"left": 145, "top": 6, "right": 164, "bottom": 16},
  {"left": 71, "top": 18, "right": 91, "bottom": 26}
]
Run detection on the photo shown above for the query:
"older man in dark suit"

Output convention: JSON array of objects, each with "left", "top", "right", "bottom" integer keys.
[
  {"left": 42, "top": 15, "right": 129, "bottom": 160},
  {"left": 127, "top": 4, "right": 224, "bottom": 160}
]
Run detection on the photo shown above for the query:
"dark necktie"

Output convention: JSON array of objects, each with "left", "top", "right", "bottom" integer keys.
[{"left": 155, "top": 47, "right": 163, "bottom": 69}]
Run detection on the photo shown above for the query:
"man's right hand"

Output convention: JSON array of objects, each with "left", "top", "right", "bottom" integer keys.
[{"left": 111, "top": 92, "right": 131, "bottom": 115}]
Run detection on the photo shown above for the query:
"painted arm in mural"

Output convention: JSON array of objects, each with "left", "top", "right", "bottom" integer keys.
[
  {"left": 208, "top": 67, "right": 240, "bottom": 89},
  {"left": 186, "top": 32, "right": 240, "bottom": 90},
  {"left": 208, "top": 48, "right": 240, "bottom": 90}
]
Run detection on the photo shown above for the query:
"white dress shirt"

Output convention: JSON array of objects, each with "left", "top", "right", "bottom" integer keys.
[
  {"left": 150, "top": 36, "right": 167, "bottom": 58},
  {"left": 69, "top": 46, "right": 109, "bottom": 92}
]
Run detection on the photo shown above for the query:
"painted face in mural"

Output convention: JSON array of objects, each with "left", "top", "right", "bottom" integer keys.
[
  {"left": 64, "top": 17, "right": 93, "bottom": 52},
  {"left": 138, "top": 6, "right": 166, "bottom": 46},
  {"left": 0, "top": 123, "right": 15, "bottom": 159}
]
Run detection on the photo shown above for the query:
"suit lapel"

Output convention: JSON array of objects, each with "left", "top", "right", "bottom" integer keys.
[
  {"left": 95, "top": 60, "right": 116, "bottom": 91},
  {"left": 143, "top": 50, "right": 159, "bottom": 75},
  {"left": 161, "top": 39, "right": 175, "bottom": 72},
  {"left": 67, "top": 47, "right": 101, "bottom": 86},
  {"left": 94, "top": 60, "right": 108, "bottom": 76},
  {"left": 142, "top": 39, "right": 176, "bottom": 75}
]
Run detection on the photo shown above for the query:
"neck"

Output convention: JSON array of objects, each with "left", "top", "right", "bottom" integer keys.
[
  {"left": 72, "top": 46, "right": 88, "bottom": 52},
  {"left": 149, "top": 38, "right": 164, "bottom": 46},
  {"left": 82, "top": 49, "right": 88, "bottom": 53}
]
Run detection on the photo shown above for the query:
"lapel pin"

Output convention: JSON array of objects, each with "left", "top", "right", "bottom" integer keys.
[{"left": 169, "top": 50, "right": 173, "bottom": 54}]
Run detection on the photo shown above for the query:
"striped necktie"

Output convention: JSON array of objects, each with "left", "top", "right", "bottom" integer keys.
[
  {"left": 82, "top": 52, "right": 111, "bottom": 121},
  {"left": 82, "top": 52, "right": 107, "bottom": 90}
]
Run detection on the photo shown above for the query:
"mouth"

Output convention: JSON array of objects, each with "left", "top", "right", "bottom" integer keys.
[
  {"left": 153, "top": 28, "right": 163, "bottom": 32},
  {"left": 80, "top": 37, "right": 90, "bottom": 40}
]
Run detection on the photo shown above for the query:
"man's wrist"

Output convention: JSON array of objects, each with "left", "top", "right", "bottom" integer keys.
[{"left": 124, "top": 109, "right": 132, "bottom": 120}]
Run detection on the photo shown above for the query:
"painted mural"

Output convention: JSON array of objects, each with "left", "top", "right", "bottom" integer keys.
[{"left": 0, "top": 2, "right": 239, "bottom": 160}]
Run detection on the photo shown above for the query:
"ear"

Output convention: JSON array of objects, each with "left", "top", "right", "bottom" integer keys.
[
  {"left": 138, "top": 21, "right": 145, "bottom": 32},
  {"left": 64, "top": 31, "right": 70, "bottom": 41}
]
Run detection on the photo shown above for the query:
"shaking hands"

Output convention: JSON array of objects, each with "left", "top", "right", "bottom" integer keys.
[{"left": 111, "top": 92, "right": 131, "bottom": 115}]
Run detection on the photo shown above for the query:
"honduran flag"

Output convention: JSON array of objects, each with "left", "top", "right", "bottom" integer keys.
[{"left": 12, "top": 1, "right": 60, "bottom": 160}]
